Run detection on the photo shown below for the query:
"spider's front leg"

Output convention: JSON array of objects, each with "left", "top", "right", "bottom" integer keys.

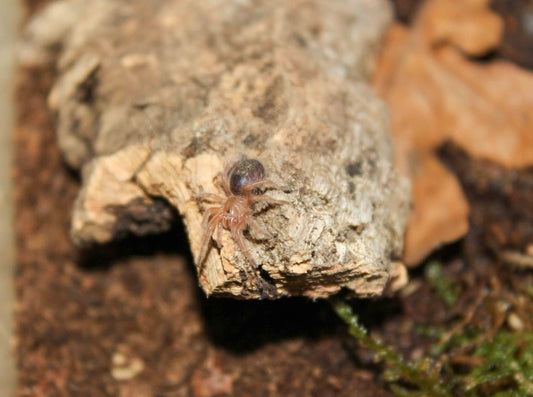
[
  {"left": 247, "top": 217, "right": 273, "bottom": 240},
  {"left": 231, "top": 226, "right": 259, "bottom": 268},
  {"left": 242, "top": 179, "right": 288, "bottom": 196},
  {"left": 251, "top": 194, "right": 287, "bottom": 205},
  {"left": 197, "top": 211, "right": 223, "bottom": 266},
  {"left": 201, "top": 206, "right": 221, "bottom": 231},
  {"left": 214, "top": 170, "right": 232, "bottom": 196},
  {"left": 195, "top": 192, "right": 224, "bottom": 204}
]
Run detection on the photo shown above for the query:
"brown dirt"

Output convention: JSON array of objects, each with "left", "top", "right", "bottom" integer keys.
[{"left": 15, "top": 1, "right": 533, "bottom": 396}]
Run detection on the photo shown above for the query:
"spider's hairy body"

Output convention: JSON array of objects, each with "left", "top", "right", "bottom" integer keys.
[
  {"left": 196, "top": 158, "right": 285, "bottom": 268},
  {"left": 220, "top": 196, "right": 249, "bottom": 228}
]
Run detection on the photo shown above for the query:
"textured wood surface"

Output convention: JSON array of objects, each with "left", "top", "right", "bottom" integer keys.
[{"left": 20, "top": 0, "right": 410, "bottom": 298}]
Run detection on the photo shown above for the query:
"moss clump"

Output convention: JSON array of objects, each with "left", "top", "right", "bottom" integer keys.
[
  {"left": 332, "top": 298, "right": 533, "bottom": 397},
  {"left": 462, "top": 331, "right": 533, "bottom": 396},
  {"left": 331, "top": 298, "right": 453, "bottom": 397},
  {"left": 424, "top": 261, "right": 461, "bottom": 308}
]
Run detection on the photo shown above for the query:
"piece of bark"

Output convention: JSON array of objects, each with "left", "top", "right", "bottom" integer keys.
[{"left": 19, "top": 0, "right": 410, "bottom": 298}]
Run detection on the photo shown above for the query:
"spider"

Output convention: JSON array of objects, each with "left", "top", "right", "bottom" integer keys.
[{"left": 196, "top": 158, "right": 286, "bottom": 268}]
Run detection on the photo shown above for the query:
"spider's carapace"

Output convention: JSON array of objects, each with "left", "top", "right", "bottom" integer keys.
[{"left": 196, "top": 158, "right": 286, "bottom": 268}]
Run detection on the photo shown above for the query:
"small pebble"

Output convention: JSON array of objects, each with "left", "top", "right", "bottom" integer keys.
[
  {"left": 111, "top": 352, "right": 145, "bottom": 380},
  {"left": 507, "top": 312, "right": 524, "bottom": 331}
]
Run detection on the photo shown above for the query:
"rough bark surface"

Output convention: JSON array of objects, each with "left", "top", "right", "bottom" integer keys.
[{"left": 19, "top": 0, "right": 410, "bottom": 298}]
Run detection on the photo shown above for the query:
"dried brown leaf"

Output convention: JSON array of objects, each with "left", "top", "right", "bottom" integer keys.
[{"left": 374, "top": 0, "right": 533, "bottom": 265}]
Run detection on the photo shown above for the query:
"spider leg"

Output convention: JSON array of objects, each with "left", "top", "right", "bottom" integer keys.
[
  {"left": 196, "top": 192, "right": 225, "bottom": 204},
  {"left": 215, "top": 164, "right": 232, "bottom": 195},
  {"left": 263, "top": 179, "right": 289, "bottom": 192},
  {"left": 201, "top": 206, "right": 221, "bottom": 231},
  {"left": 242, "top": 179, "right": 288, "bottom": 194},
  {"left": 216, "top": 220, "right": 224, "bottom": 249},
  {"left": 247, "top": 218, "right": 273, "bottom": 239},
  {"left": 197, "top": 213, "right": 223, "bottom": 266},
  {"left": 231, "top": 225, "right": 259, "bottom": 268},
  {"left": 251, "top": 195, "right": 287, "bottom": 205}
]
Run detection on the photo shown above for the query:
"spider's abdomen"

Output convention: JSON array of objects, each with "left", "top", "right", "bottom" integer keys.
[{"left": 228, "top": 159, "right": 266, "bottom": 196}]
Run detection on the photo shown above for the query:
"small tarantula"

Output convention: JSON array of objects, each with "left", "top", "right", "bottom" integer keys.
[{"left": 196, "top": 158, "right": 286, "bottom": 268}]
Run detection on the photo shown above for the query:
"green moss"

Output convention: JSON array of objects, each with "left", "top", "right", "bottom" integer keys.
[
  {"left": 424, "top": 261, "right": 461, "bottom": 308},
  {"left": 330, "top": 298, "right": 453, "bottom": 397},
  {"left": 331, "top": 299, "right": 533, "bottom": 397},
  {"left": 462, "top": 331, "right": 533, "bottom": 395}
]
